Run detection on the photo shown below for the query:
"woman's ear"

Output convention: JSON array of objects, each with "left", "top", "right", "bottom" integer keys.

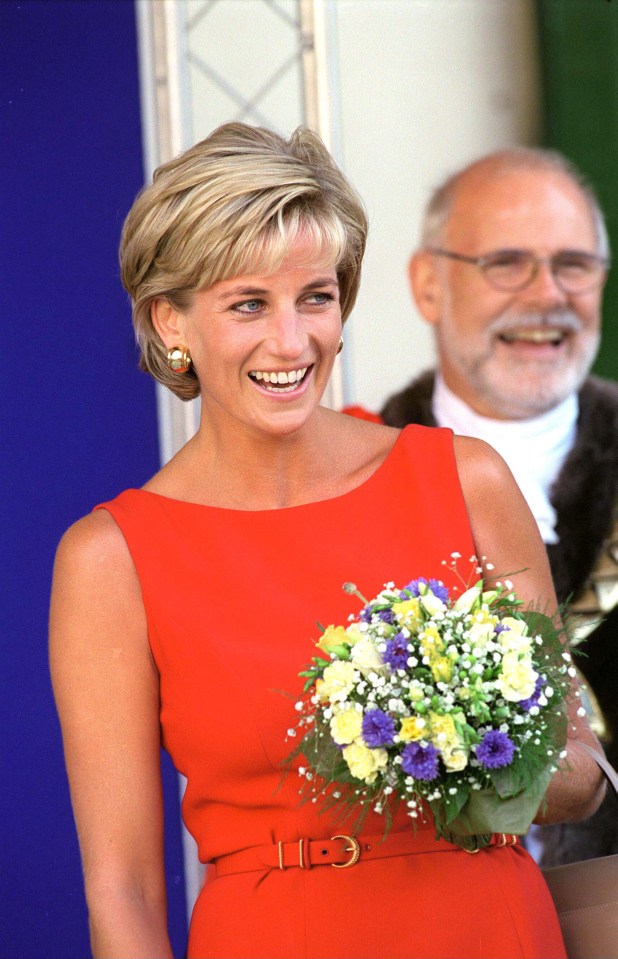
[
  {"left": 408, "top": 252, "right": 444, "bottom": 327},
  {"left": 151, "top": 298, "right": 186, "bottom": 348}
]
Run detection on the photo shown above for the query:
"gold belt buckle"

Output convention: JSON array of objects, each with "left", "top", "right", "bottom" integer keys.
[
  {"left": 496, "top": 833, "right": 518, "bottom": 847},
  {"left": 330, "top": 833, "right": 361, "bottom": 869}
]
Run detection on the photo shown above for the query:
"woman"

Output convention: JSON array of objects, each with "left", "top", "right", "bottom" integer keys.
[{"left": 50, "top": 123, "right": 604, "bottom": 958}]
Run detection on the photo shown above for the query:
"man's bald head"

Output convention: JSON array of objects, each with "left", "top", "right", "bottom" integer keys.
[{"left": 420, "top": 148, "right": 609, "bottom": 259}]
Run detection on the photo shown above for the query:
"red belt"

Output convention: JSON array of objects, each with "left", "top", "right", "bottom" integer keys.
[{"left": 212, "top": 831, "right": 520, "bottom": 877}]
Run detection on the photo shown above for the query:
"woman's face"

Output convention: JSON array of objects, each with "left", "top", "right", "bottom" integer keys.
[{"left": 176, "top": 238, "right": 342, "bottom": 439}]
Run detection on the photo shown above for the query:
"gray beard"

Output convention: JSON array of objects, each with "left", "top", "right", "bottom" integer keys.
[{"left": 446, "top": 310, "right": 599, "bottom": 418}]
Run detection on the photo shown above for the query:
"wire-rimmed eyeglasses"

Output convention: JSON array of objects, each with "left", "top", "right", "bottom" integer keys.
[{"left": 427, "top": 247, "right": 610, "bottom": 294}]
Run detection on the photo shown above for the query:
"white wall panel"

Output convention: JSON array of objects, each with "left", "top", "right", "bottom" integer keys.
[{"left": 333, "top": 0, "right": 541, "bottom": 411}]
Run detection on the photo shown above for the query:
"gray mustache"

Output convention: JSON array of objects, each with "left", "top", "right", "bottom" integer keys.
[{"left": 488, "top": 311, "right": 583, "bottom": 337}]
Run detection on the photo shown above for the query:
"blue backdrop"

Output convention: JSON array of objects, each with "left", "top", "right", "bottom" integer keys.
[{"left": 1, "top": 3, "right": 188, "bottom": 956}]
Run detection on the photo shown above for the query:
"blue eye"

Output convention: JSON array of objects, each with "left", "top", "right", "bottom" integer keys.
[
  {"left": 234, "top": 299, "right": 263, "bottom": 314},
  {"left": 306, "top": 292, "right": 334, "bottom": 305}
]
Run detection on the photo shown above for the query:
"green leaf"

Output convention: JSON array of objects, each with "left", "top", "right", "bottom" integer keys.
[
  {"left": 449, "top": 780, "right": 551, "bottom": 835},
  {"left": 313, "top": 653, "right": 329, "bottom": 665},
  {"left": 441, "top": 787, "right": 468, "bottom": 823},
  {"left": 325, "top": 644, "right": 352, "bottom": 660}
]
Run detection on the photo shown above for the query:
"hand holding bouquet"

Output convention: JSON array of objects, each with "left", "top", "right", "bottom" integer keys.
[{"left": 289, "top": 559, "right": 578, "bottom": 851}]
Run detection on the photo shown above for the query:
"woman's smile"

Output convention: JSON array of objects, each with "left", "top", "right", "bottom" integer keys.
[{"left": 248, "top": 365, "right": 311, "bottom": 394}]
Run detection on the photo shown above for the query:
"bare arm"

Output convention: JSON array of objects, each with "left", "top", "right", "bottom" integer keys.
[
  {"left": 49, "top": 512, "right": 174, "bottom": 958},
  {"left": 454, "top": 435, "right": 606, "bottom": 824}
]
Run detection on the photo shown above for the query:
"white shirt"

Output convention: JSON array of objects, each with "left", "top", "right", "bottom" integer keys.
[{"left": 432, "top": 375, "right": 578, "bottom": 544}]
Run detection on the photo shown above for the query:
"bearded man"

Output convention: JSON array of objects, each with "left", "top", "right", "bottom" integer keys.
[{"left": 379, "top": 148, "right": 618, "bottom": 867}]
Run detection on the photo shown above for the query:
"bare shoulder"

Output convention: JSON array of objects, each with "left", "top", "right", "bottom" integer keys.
[
  {"left": 51, "top": 510, "right": 144, "bottom": 657},
  {"left": 54, "top": 509, "right": 136, "bottom": 586},
  {"left": 452, "top": 434, "right": 513, "bottom": 485},
  {"left": 451, "top": 433, "right": 524, "bottom": 511}
]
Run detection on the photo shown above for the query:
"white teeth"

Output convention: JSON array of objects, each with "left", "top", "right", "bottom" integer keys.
[
  {"left": 501, "top": 329, "right": 564, "bottom": 344},
  {"left": 529, "top": 330, "right": 563, "bottom": 343},
  {"left": 263, "top": 381, "right": 299, "bottom": 393},
  {"left": 249, "top": 366, "right": 308, "bottom": 387}
]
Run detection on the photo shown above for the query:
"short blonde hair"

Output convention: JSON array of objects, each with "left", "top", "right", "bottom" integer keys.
[{"left": 120, "top": 123, "right": 368, "bottom": 400}]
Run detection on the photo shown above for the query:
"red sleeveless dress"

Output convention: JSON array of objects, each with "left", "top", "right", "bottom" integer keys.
[{"left": 97, "top": 426, "right": 565, "bottom": 959}]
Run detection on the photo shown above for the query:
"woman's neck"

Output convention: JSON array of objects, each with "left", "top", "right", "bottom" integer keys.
[{"left": 149, "top": 407, "right": 337, "bottom": 510}]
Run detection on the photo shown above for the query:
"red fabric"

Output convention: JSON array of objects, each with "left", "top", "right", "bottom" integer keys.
[
  {"left": 342, "top": 403, "right": 384, "bottom": 424},
  {"left": 97, "top": 425, "right": 565, "bottom": 959}
]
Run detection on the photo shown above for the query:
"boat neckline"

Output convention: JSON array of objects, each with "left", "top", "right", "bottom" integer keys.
[{"left": 123, "top": 426, "right": 414, "bottom": 515}]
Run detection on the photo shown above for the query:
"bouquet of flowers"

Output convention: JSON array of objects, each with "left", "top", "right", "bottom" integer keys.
[{"left": 288, "top": 558, "right": 580, "bottom": 851}]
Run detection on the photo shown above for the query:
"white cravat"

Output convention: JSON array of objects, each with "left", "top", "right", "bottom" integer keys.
[{"left": 432, "top": 375, "right": 578, "bottom": 544}]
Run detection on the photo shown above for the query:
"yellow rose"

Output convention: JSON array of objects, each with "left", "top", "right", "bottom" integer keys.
[
  {"left": 430, "top": 655, "right": 453, "bottom": 683},
  {"left": 342, "top": 741, "right": 388, "bottom": 784},
  {"left": 468, "top": 610, "right": 499, "bottom": 646},
  {"left": 316, "top": 624, "right": 349, "bottom": 654},
  {"left": 420, "top": 625, "right": 445, "bottom": 658},
  {"left": 428, "top": 713, "right": 468, "bottom": 771},
  {"left": 428, "top": 712, "right": 458, "bottom": 748},
  {"left": 392, "top": 598, "right": 422, "bottom": 632},
  {"left": 315, "top": 661, "right": 357, "bottom": 702},
  {"left": 496, "top": 651, "right": 537, "bottom": 701},
  {"left": 344, "top": 623, "right": 364, "bottom": 647},
  {"left": 399, "top": 716, "right": 426, "bottom": 742},
  {"left": 330, "top": 707, "right": 363, "bottom": 745}
]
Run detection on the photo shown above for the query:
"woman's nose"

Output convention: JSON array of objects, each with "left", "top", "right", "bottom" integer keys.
[{"left": 268, "top": 309, "right": 307, "bottom": 357}]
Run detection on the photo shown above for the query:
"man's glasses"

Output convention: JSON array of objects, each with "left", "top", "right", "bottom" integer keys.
[{"left": 427, "top": 248, "right": 610, "bottom": 294}]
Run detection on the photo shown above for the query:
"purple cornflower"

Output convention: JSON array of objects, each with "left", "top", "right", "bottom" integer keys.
[
  {"left": 384, "top": 632, "right": 409, "bottom": 671},
  {"left": 378, "top": 609, "right": 396, "bottom": 624},
  {"left": 362, "top": 709, "right": 396, "bottom": 747},
  {"left": 519, "top": 675, "right": 545, "bottom": 712},
  {"left": 401, "top": 741, "right": 440, "bottom": 780},
  {"left": 401, "top": 578, "right": 449, "bottom": 604},
  {"left": 360, "top": 605, "right": 375, "bottom": 623},
  {"left": 476, "top": 730, "right": 515, "bottom": 769}
]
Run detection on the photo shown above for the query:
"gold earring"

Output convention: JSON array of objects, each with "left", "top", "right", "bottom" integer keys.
[
  {"left": 166, "top": 346, "right": 192, "bottom": 374},
  {"left": 336, "top": 337, "right": 344, "bottom": 355}
]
